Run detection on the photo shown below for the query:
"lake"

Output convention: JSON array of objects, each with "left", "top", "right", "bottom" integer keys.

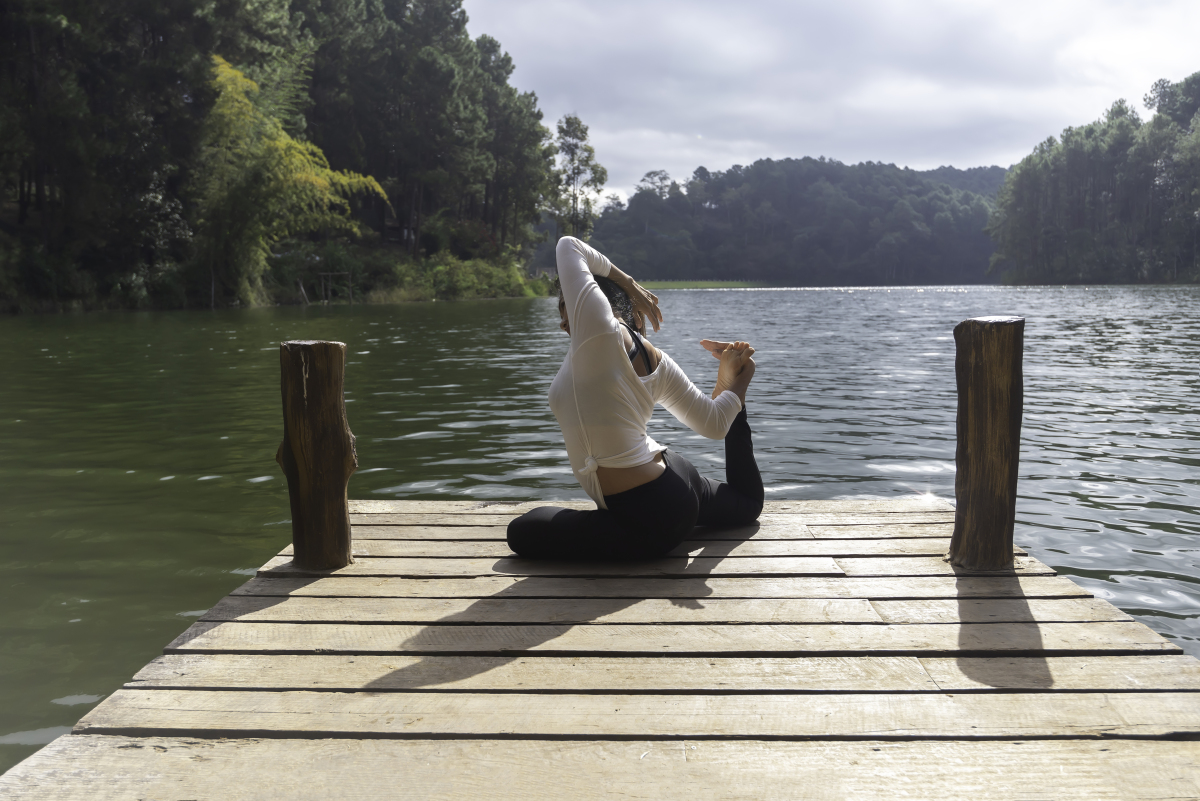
[{"left": 1, "top": 285, "right": 1198, "bottom": 773}]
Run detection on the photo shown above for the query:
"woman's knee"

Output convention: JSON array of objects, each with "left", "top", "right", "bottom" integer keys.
[{"left": 506, "top": 507, "right": 556, "bottom": 556}]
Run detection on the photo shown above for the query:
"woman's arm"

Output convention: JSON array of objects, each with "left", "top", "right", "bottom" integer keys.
[
  {"left": 654, "top": 352, "right": 743, "bottom": 439},
  {"left": 556, "top": 237, "right": 618, "bottom": 342}
]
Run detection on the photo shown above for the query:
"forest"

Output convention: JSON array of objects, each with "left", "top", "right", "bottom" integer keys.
[
  {"left": 568, "top": 161, "right": 1006, "bottom": 286},
  {"left": 0, "top": 0, "right": 573, "bottom": 310},
  {"left": 987, "top": 72, "right": 1200, "bottom": 284},
  {"left": 2, "top": 0, "right": 1196, "bottom": 312}
]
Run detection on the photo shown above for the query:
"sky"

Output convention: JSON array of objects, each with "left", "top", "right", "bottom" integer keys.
[{"left": 461, "top": 0, "right": 1200, "bottom": 197}]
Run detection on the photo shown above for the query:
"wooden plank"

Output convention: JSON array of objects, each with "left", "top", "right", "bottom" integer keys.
[
  {"left": 257, "top": 555, "right": 846, "bottom": 578},
  {"left": 164, "top": 621, "right": 1180, "bottom": 656},
  {"left": 872, "top": 599, "right": 1133, "bottom": 624},
  {"left": 7, "top": 736, "right": 1197, "bottom": 801},
  {"left": 348, "top": 522, "right": 977, "bottom": 543},
  {"left": 282, "top": 538, "right": 995, "bottom": 559},
  {"left": 350, "top": 511, "right": 959, "bottom": 527},
  {"left": 350, "top": 514, "right": 522, "bottom": 527},
  {"left": 129, "top": 653, "right": 1200, "bottom": 694},
  {"left": 924, "top": 655, "right": 1200, "bottom": 692},
  {"left": 836, "top": 555, "right": 1053, "bottom": 576},
  {"left": 348, "top": 524, "right": 819, "bottom": 542},
  {"left": 353, "top": 525, "right": 512, "bottom": 540},
  {"left": 259, "top": 554, "right": 1054, "bottom": 579},
  {"left": 348, "top": 497, "right": 955, "bottom": 515},
  {"left": 809, "top": 523, "right": 954, "bottom": 539},
  {"left": 230, "top": 574, "right": 1094, "bottom": 600},
  {"left": 762, "top": 511, "right": 957, "bottom": 525},
  {"left": 74, "top": 689, "right": 1200, "bottom": 739},
  {"left": 128, "top": 653, "right": 935, "bottom": 692},
  {"left": 201, "top": 595, "right": 883, "bottom": 625}
]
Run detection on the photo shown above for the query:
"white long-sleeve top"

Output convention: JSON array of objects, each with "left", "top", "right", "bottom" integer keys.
[{"left": 549, "top": 236, "right": 743, "bottom": 509}]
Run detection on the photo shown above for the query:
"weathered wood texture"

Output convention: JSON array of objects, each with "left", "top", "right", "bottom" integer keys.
[
  {"left": 280, "top": 536, "right": 1014, "bottom": 558},
  {"left": 229, "top": 574, "right": 1093, "bottom": 599},
  {"left": 8, "top": 498, "right": 1199, "bottom": 800},
  {"left": 198, "top": 596, "right": 1123, "bottom": 626},
  {"left": 128, "top": 653, "right": 1200, "bottom": 693},
  {"left": 163, "top": 620, "right": 1178, "bottom": 656},
  {"left": 256, "top": 553, "right": 1055, "bottom": 578},
  {"left": 348, "top": 497, "right": 957, "bottom": 515},
  {"left": 276, "top": 340, "right": 357, "bottom": 570},
  {"left": 74, "top": 688, "right": 1200, "bottom": 739},
  {"left": 950, "top": 316, "right": 1024, "bottom": 570},
  {"left": 6, "top": 736, "right": 1197, "bottom": 801}
]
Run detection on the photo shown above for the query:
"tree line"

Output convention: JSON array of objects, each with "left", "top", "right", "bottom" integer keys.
[
  {"left": 987, "top": 71, "right": 1200, "bottom": 284},
  {"left": 0, "top": 0, "right": 600, "bottom": 310},
  {"left": 561, "top": 161, "right": 1005, "bottom": 286}
]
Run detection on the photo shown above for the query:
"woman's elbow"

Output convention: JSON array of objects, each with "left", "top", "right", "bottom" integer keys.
[{"left": 556, "top": 236, "right": 584, "bottom": 261}]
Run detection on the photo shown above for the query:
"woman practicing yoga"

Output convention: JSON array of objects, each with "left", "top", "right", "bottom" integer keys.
[{"left": 506, "top": 236, "right": 763, "bottom": 560}]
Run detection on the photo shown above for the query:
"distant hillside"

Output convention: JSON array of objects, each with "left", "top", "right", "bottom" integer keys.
[
  {"left": 565, "top": 157, "right": 1002, "bottom": 286},
  {"left": 916, "top": 165, "right": 1009, "bottom": 197}
]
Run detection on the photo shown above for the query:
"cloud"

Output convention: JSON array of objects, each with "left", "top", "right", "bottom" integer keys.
[{"left": 462, "top": 0, "right": 1200, "bottom": 193}]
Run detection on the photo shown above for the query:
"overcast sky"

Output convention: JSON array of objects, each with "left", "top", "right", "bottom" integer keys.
[{"left": 461, "top": 0, "right": 1200, "bottom": 197}]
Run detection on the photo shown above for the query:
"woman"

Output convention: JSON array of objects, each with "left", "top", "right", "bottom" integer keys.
[{"left": 506, "top": 236, "right": 762, "bottom": 560}]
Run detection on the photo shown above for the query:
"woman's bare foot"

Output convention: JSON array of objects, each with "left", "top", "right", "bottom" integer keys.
[
  {"left": 732, "top": 357, "right": 755, "bottom": 405},
  {"left": 712, "top": 341, "right": 754, "bottom": 399}
]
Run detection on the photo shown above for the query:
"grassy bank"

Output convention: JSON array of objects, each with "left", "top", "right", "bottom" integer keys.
[
  {"left": 0, "top": 238, "right": 554, "bottom": 313},
  {"left": 639, "top": 280, "right": 763, "bottom": 289},
  {"left": 269, "top": 241, "right": 553, "bottom": 305}
]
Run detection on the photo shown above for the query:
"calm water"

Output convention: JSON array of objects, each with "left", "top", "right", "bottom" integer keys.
[{"left": 1, "top": 286, "right": 1198, "bottom": 772}]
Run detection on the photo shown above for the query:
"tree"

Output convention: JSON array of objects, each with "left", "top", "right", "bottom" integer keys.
[
  {"left": 553, "top": 114, "right": 607, "bottom": 239},
  {"left": 191, "top": 56, "right": 386, "bottom": 307}
]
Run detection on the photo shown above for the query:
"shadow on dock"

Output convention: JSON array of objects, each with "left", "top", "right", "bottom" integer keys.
[
  {"left": 362, "top": 526, "right": 753, "bottom": 690},
  {"left": 956, "top": 572, "right": 1052, "bottom": 688}
]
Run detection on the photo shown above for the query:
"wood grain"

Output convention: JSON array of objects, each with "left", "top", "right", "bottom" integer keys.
[
  {"left": 128, "top": 653, "right": 935, "bottom": 693},
  {"left": 257, "top": 555, "right": 846, "bottom": 578},
  {"left": 163, "top": 621, "right": 1180, "bottom": 657},
  {"left": 280, "top": 538, "right": 997, "bottom": 559},
  {"left": 835, "top": 555, "right": 1053, "bottom": 576},
  {"left": 201, "top": 595, "right": 883, "bottom": 625},
  {"left": 75, "top": 689, "right": 1200, "bottom": 739},
  {"left": 126, "top": 654, "right": 1200, "bottom": 694},
  {"left": 229, "top": 574, "right": 1094, "bottom": 600},
  {"left": 872, "top": 598, "right": 1131, "bottom": 624},
  {"left": 7, "top": 736, "right": 1195, "bottom": 800},
  {"left": 922, "top": 655, "right": 1200, "bottom": 692},
  {"left": 348, "top": 497, "right": 956, "bottom": 515}
]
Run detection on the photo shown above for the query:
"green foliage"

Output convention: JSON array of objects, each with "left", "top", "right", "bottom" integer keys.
[
  {"left": 587, "top": 160, "right": 997, "bottom": 285},
  {"left": 989, "top": 74, "right": 1200, "bottom": 284},
  {"left": 551, "top": 115, "right": 608, "bottom": 240},
  {"left": 190, "top": 56, "right": 387, "bottom": 306},
  {"left": 266, "top": 239, "right": 550, "bottom": 305},
  {"left": 0, "top": 0, "right": 560, "bottom": 310}
]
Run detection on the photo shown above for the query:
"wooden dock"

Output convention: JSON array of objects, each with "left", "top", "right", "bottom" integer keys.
[{"left": 3, "top": 496, "right": 1199, "bottom": 799}]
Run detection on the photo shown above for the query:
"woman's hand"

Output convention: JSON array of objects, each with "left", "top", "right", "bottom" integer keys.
[
  {"left": 627, "top": 280, "right": 663, "bottom": 333},
  {"left": 701, "top": 339, "right": 749, "bottom": 359},
  {"left": 608, "top": 265, "right": 662, "bottom": 333}
]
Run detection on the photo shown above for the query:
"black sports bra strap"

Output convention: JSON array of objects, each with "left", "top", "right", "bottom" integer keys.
[{"left": 622, "top": 322, "right": 654, "bottom": 373}]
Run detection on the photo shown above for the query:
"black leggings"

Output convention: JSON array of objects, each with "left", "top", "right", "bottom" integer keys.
[{"left": 507, "top": 408, "right": 764, "bottom": 560}]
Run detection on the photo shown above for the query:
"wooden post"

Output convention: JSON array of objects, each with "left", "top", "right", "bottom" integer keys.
[
  {"left": 275, "top": 340, "right": 357, "bottom": 569},
  {"left": 948, "top": 316, "right": 1025, "bottom": 571}
]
